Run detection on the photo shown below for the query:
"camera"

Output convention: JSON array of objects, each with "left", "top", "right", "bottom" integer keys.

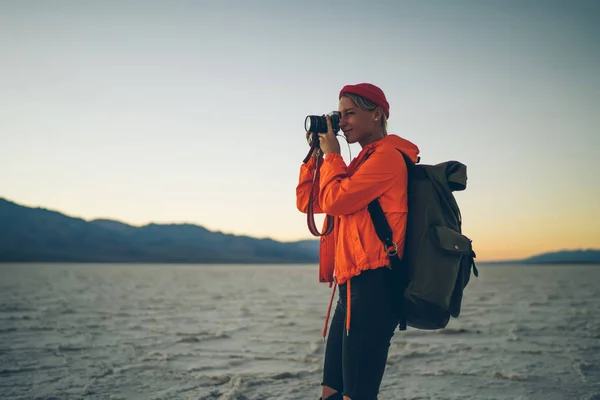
[{"left": 304, "top": 111, "right": 341, "bottom": 134}]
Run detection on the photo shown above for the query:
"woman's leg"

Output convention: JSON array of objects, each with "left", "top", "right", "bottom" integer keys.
[
  {"left": 341, "top": 268, "right": 398, "bottom": 400},
  {"left": 321, "top": 290, "right": 346, "bottom": 398}
]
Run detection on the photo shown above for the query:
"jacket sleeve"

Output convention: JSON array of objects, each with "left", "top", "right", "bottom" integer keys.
[
  {"left": 318, "top": 151, "right": 400, "bottom": 216},
  {"left": 296, "top": 156, "right": 324, "bottom": 214}
]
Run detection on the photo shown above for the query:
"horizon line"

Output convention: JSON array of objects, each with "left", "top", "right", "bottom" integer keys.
[{"left": 2, "top": 196, "right": 598, "bottom": 263}]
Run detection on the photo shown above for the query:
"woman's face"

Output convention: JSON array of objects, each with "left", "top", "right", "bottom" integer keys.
[{"left": 337, "top": 96, "right": 380, "bottom": 145}]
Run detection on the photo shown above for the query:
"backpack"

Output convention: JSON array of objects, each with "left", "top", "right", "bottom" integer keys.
[{"left": 367, "top": 151, "right": 478, "bottom": 331}]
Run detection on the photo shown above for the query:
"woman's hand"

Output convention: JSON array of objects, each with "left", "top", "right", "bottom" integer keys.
[
  {"left": 318, "top": 114, "right": 341, "bottom": 155},
  {"left": 306, "top": 131, "right": 322, "bottom": 159}
]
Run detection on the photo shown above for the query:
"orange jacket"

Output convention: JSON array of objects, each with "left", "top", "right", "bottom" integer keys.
[{"left": 296, "top": 134, "right": 420, "bottom": 286}]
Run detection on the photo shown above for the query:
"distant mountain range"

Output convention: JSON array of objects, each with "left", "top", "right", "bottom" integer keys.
[
  {"left": 0, "top": 197, "right": 598, "bottom": 264},
  {"left": 0, "top": 198, "right": 319, "bottom": 264},
  {"left": 504, "top": 249, "right": 600, "bottom": 264}
]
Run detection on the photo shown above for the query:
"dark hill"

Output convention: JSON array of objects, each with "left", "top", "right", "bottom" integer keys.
[
  {"left": 0, "top": 198, "right": 319, "bottom": 264},
  {"left": 520, "top": 249, "right": 600, "bottom": 264}
]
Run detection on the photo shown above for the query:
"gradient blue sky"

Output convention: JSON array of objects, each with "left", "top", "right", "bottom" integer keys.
[{"left": 1, "top": 0, "right": 599, "bottom": 261}]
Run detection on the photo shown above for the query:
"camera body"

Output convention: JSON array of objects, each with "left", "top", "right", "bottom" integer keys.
[{"left": 304, "top": 111, "right": 341, "bottom": 134}]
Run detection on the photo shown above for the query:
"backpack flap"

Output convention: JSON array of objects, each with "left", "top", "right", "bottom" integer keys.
[{"left": 434, "top": 226, "right": 472, "bottom": 255}]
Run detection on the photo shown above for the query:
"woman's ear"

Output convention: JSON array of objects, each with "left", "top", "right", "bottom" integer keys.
[{"left": 373, "top": 108, "right": 383, "bottom": 121}]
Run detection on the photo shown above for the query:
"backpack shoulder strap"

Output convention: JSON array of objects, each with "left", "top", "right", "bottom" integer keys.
[
  {"left": 367, "top": 200, "right": 398, "bottom": 258},
  {"left": 367, "top": 148, "right": 413, "bottom": 260},
  {"left": 367, "top": 148, "right": 415, "bottom": 258},
  {"left": 367, "top": 150, "right": 414, "bottom": 331}
]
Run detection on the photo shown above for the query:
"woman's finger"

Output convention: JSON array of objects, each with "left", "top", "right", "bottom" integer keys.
[{"left": 325, "top": 115, "right": 333, "bottom": 133}]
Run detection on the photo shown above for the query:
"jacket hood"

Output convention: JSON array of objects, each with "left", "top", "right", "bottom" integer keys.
[{"left": 379, "top": 134, "right": 420, "bottom": 163}]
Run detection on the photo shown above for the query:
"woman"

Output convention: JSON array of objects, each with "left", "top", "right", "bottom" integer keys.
[{"left": 296, "top": 83, "right": 420, "bottom": 400}]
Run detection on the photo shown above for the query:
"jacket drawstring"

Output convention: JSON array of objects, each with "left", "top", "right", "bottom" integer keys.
[
  {"left": 322, "top": 280, "right": 338, "bottom": 340},
  {"left": 321, "top": 278, "right": 353, "bottom": 340},
  {"left": 346, "top": 279, "right": 351, "bottom": 336}
]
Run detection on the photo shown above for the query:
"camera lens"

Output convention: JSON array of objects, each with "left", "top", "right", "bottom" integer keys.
[
  {"left": 304, "top": 116, "right": 313, "bottom": 132},
  {"left": 304, "top": 115, "right": 327, "bottom": 133}
]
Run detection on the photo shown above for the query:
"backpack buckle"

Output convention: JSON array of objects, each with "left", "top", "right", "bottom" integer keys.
[{"left": 385, "top": 242, "right": 398, "bottom": 256}]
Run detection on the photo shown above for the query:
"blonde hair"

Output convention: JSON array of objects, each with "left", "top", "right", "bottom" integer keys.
[{"left": 340, "top": 92, "right": 388, "bottom": 136}]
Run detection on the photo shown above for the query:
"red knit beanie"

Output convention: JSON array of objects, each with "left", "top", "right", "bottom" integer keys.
[{"left": 339, "top": 83, "right": 390, "bottom": 119}]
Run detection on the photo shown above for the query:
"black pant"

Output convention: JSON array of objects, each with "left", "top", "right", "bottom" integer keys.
[{"left": 321, "top": 267, "right": 399, "bottom": 400}]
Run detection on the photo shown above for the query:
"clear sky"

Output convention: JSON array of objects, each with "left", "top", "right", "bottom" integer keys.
[{"left": 1, "top": 0, "right": 599, "bottom": 261}]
